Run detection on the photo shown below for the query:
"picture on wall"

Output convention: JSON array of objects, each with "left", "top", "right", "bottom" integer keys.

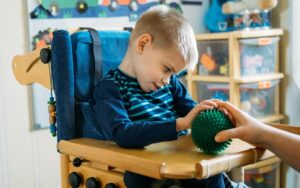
[{"left": 30, "top": 0, "right": 182, "bottom": 21}]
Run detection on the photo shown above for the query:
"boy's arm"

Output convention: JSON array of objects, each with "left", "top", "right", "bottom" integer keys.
[{"left": 91, "top": 80, "right": 178, "bottom": 148}]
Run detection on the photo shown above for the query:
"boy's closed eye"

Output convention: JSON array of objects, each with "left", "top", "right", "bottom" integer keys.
[{"left": 163, "top": 65, "right": 173, "bottom": 73}]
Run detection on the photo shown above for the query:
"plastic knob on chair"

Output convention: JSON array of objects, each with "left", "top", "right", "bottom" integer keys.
[
  {"left": 73, "top": 157, "right": 83, "bottom": 167},
  {"left": 73, "top": 157, "right": 89, "bottom": 167},
  {"left": 105, "top": 183, "right": 118, "bottom": 188},
  {"left": 69, "top": 172, "right": 82, "bottom": 188},
  {"left": 86, "top": 177, "right": 101, "bottom": 188},
  {"left": 40, "top": 48, "right": 51, "bottom": 64}
]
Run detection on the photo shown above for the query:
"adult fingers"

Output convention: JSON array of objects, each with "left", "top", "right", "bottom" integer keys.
[
  {"left": 215, "top": 127, "right": 241, "bottom": 142},
  {"left": 217, "top": 107, "right": 236, "bottom": 126},
  {"left": 200, "top": 100, "right": 218, "bottom": 108},
  {"left": 209, "top": 98, "right": 221, "bottom": 102},
  {"left": 188, "top": 104, "right": 208, "bottom": 117},
  {"left": 218, "top": 107, "right": 229, "bottom": 115},
  {"left": 198, "top": 104, "right": 215, "bottom": 111},
  {"left": 227, "top": 112, "right": 237, "bottom": 126},
  {"left": 189, "top": 104, "right": 214, "bottom": 118},
  {"left": 216, "top": 101, "right": 242, "bottom": 115}
]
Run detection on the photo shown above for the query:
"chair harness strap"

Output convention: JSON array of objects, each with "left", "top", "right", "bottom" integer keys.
[{"left": 80, "top": 27, "right": 103, "bottom": 85}]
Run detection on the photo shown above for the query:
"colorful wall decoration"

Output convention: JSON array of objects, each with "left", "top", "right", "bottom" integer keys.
[{"left": 30, "top": 0, "right": 182, "bottom": 21}]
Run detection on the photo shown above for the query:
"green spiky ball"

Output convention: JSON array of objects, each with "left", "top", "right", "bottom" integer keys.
[{"left": 191, "top": 109, "right": 234, "bottom": 154}]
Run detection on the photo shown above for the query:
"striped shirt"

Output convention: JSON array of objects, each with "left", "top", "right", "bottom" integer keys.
[
  {"left": 91, "top": 68, "right": 196, "bottom": 148},
  {"left": 105, "top": 69, "right": 179, "bottom": 122}
]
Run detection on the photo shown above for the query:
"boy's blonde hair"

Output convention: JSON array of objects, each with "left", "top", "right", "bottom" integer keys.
[{"left": 130, "top": 5, "right": 198, "bottom": 70}]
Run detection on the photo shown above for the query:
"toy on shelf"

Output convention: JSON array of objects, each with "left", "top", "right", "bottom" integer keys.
[
  {"left": 222, "top": 0, "right": 278, "bottom": 30},
  {"left": 198, "top": 43, "right": 229, "bottom": 76},
  {"left": 239, "top": 80, "right": 277, "bottom": 117},
  {"left": 239, "top": 37, "right": 279, "bottom": 76},
  {"left": 191, "top": 109, "right": 234, "bottom": 154},
  {"left": 222, "top": 0, "right": 278, "bottom": 14},
  {"left": 195, "top": 79, "right": 277, "bottom": 118},
  {"left": 244, "top": 160, "right": 280, "bottom": 188},
  {"left": 200, "top": 53, "right": 217, "bottom": 73},
  {"left": 205, "top": 0, "right": 235, "bottom": 32}
]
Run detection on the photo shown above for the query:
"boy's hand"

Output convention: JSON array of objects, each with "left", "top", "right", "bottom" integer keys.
[{"left": 176, "top": 99, "right": 219, "bottom": 131}]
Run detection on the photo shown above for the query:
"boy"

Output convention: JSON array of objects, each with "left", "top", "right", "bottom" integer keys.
[{"left": 91, "top": 5, "right": 226, "bottom": 188}]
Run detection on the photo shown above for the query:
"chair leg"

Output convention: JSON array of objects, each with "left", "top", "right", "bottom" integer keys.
[{"left": 60, "top": 154, "right": 70, "bottom": 188}]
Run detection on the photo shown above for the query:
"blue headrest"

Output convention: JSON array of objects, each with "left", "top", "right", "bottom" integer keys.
[{"left": 51, "top": 29, "right": 130, "bottom": 141}]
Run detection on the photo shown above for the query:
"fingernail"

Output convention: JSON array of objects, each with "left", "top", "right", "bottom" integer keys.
[{"left": 215, "top": 136, "right": 221, "bottom": 142}]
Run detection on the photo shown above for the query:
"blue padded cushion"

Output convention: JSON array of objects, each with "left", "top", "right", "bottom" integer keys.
[
  {"left": 71, "top": 30, "right": 130, "bottom": 102},
  {"left": 52, "top": 30, "right": 130, "bottom": 142}
]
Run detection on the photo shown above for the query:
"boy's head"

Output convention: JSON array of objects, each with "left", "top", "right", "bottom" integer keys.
[
  {"left": 121, "top": 5, "right": 198, "bottom": 92},
  {"left": 130, "top": 5, "right": 198, "bottom": 70}
]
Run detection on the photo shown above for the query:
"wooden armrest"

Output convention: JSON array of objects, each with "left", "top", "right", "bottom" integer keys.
[
  {"left": 267, "top": 123, "right": 300, "bottom": 135},
  {"left": 57, "top": 135, "right": 275, "bottom": 180}
]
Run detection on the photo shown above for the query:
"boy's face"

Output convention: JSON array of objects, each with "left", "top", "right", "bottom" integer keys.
[{"left": 133, "top": 34, "right": 186, "bottom": 93}]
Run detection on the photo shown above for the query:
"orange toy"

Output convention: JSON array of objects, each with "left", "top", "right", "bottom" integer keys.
[{"left": 200, "top": 53, "right": 217, "bottom": 72}]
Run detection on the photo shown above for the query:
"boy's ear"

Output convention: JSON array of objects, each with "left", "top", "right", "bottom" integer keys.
[{"left": 136, "top": 34, "right": 152, "bottom": 53}]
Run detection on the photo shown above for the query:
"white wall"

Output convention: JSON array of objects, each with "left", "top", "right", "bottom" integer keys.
[
  {"left": 0, "top": 44, "right": 6, "bottom": 188},
  {"left": 0, "top": 0, "right": 60, "bottom": 187},
  {"left": 0, "top": 0, "right": 33, "bottom": 186},
  {"left": 277, "top": 0, "right": 300, "bottom": 126},
  {"left": 0, "top": 0, "right": 35, "bottom": 187}
]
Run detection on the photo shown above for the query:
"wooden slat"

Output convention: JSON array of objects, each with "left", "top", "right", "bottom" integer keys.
[
  {"left": 189, "top": 75, "right": 230, "bottom": 83},
  {"left": 243, "top": 156, "right": 280, "bottom": 170},
  {"left": 267, "top": 123, "right": 300, "bottom": 135},
  {"left": 258, "top": 114, "right": 285, "bottom": 123},
  {"left": 195, "top": 33, "right": 231, "bottom": 40},
  {"left": 232, "top": 29, "right": 283, "bottom": 39},
  {"left": 195, "top": 147, "right": 273, "bottom": 179},
  {"left": 195, "top": 29, "right": 283, "bottom": 40},
  {"left": 234, "top": 73, "right": 284, "bottom": 83}
]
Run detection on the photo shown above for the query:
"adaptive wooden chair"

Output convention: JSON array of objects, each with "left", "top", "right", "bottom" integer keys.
[{"left": 12, "top": 28, "right": 297, "bottom": 188}]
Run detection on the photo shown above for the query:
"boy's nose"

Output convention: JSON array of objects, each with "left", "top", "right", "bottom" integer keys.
[{"left": 161, "top": 78, "right": 170, "bottom": 85}]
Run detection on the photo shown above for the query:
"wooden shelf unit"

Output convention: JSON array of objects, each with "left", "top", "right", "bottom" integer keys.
[
  {"left": 186, "top": 28, "right": 284, "bottom": 186},
  {"left": 187, "top": 29, "right": 284, "bottom": 123}
]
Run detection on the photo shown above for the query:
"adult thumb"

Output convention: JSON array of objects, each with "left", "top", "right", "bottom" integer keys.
[{"left": 215, "top": 128, "right": 239, "bottom": 142}]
